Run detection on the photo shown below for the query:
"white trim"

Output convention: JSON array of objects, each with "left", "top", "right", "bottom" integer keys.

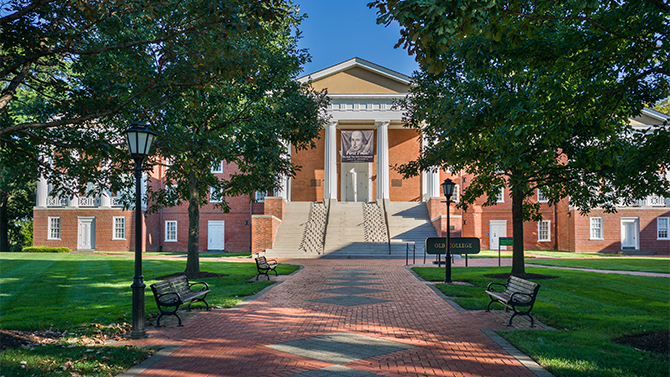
[
  {"left": 298, "top": 57, "right": 411, "bottom": 85},
  {"left": 210, "top": 186, "right": 222, "bottom": 203},
  {"left": 165, "top": 220, "right": 178, "bottom": 242},
  {"left": 538, "top": 220, "right": 551, "bottom": 242},
  {"left": 590, "top": 217, "right": 604, "bottom": 240},
  {"left": 112, "top": 216, "right": 126, "bottom": 240},
  {"left": 657, "top": 217, "right": 669, "bottom": 240},
  {"left": 620, "top": 217, "right": 639, "bottom": 249},
  {"left": 211, "top": 160, "right": 223, "bottom": 173},
  {"left": 496, "top": 188, "right": 505, "bottom": 203},
  {"left": 48, "top": 217, "right": 61, "bottom": 240},
  {"left": 537, "top": 189, "right": 548, "bottom": 203}
]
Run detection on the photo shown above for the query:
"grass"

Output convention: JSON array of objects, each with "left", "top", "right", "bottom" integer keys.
[
  {"left": 413, "top": 266, "right": 669, "bottom": 377},
  {"left": 0, "top": 252, "right": 298, "bottom": 376},
  {"left": 526, "top": 257, "right": 670, "bottom": 274}
]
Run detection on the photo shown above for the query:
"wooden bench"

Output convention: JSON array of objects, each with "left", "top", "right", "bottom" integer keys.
[
  {"left": 255, "top": 256, "right": 278, "bottom": 280},
  {"left": 485, "top": 275, "right": 541, "bottom": 327},
  {"left": 150, "top": 275, "right": 211, "bottom": 327}
]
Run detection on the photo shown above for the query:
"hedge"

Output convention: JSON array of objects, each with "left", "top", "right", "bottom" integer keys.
[{"left": 22, "top": 246, "right": 71, "bottom": 253}]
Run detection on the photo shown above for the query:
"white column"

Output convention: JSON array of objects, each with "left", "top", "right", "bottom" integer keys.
[
  {"left": 350, "top": 167, "right": 358, "bottom": 202},
  {"left": 276, "top": 141, "right": 291, "bottom": 201},
  {"left": 101, "top": 189, "right": 112, "bottom": 207},
  {"left": 367, "top": 162, "right": 373, "bottom": 203},
  {"left": 428, "top": 167, "right": 440, "bottom": 198},
  {"left": 324, "top": 121, "right": 338, "bottom": 200},
  {"left": 376, "top": 120, "right": 390, "bottom": 200},
  {"left": 36, "top": 175, "right": 48, "bottom": 207}
]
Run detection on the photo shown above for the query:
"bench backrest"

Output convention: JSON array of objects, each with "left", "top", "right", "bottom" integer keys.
[
  {"left": 151, "top": 275, "right": 192, "bottom": 296},
  {"left": 506, "top": 276, "right": 540, "bottom": 296},
  {"left": 256, "top": 256, "right": 269, "bottom": 267}
]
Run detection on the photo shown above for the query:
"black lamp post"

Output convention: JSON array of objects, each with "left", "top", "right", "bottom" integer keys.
[
  {"left": 441, "top": 178, "right": 456, "bottom": 283},
  {"left": 122, "top": 122, "right": 156, "bottom": 340}
]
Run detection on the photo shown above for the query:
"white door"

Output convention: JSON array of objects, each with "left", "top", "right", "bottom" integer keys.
[
  {"left": 342, "top": 163, "right": 369, "bottom": 202},
  {"left": 621, "top": 218, "right": 639, "bottom": 249},
  {"left": 78, "top": 217, "right": 95, "bottom": 250},
  {"left": 208, "top": 221, "right": 225, "bottom": 251},
  {"left": 489, "top": 221, "right": 507, "bottom": 250}
]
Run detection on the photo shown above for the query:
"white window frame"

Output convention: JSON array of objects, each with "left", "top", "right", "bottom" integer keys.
[
  {"left": 255, "top": 191, "right": 268, "bottom": 203},
  {"left": 496, "top": 187, "right": 505, "bottom": 203},
  {"left": 48, "top": 217, "right": 61, "bottom": 240},
  {"left": 538, "top": 220, "right": 551, "bottom": 242},
  {"left": 658, "top": 217, "right": 669, "bottom": 240},
  {"left": 211, "top": 160, "right": 223, "bottom": 173},
  {"left": 590, "top": 217, "right": 603, "bottom": 240},
  {"left": 210, "top": 186, "right": 222, "bottom": 203},
  {"left": 537, "top": 189, "right": 548, "bottom": 203},
  {"left": 112, "top": 217, "right": 126, "bottom": 240},
  {"left": 165, "top": 220, "right": 178, "bottom": 242},
  {"left": 447, "top": 184, "right": 460, "bottom": 203}
]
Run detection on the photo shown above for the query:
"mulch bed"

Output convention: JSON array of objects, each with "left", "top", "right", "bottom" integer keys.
[
  {"left": 155, "top": 271, "right": 228, "bottom": 280},
  {"left": 614, "top": 330, "right": 669, "bottom": 356},
  {"left": 0, "top": 329, "right": 62, "bottom": 350},
  {"left": 484, "top": 273, "right": 558, "bottom": 280}
]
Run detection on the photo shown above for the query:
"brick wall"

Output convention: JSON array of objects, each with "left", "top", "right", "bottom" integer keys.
[
  {"left": 292, "top": 129, "right": 325, "bottom": 201},
  {"left": 388, "top": 129, "right": 422, "bottom": 201},
  {"left": 251, "top": 215, "right": 281, "bottom": 253},
  {"left": 33, "top": 207, "right": 140, "bottom": 251}
]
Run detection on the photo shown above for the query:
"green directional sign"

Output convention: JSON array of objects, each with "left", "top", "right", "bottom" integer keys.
[
  {"left": 425, "top": 237, "right": 481, "bottom": 255},
  {"left": 499, "top": 237, "right": 513, "bottom": 246}
]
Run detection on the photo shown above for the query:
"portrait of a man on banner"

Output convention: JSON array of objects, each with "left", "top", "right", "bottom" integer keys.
[{"left": 342, "top": 130, "right": 374, "bottom": 163}]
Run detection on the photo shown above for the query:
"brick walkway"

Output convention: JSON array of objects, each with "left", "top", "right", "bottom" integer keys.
[{"left": 116, "top": 259, "right": 554, "bottom": 377}]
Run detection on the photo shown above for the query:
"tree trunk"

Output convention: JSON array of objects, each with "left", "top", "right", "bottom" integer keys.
[
  {"left": 185, "top": 171, "right": 200, "bottom": 274},
  {"left": 511, "top": 187, "right": 526, "bottom": 276},
  {"left": 0, "top": 193, "right": 9, "bottom": 252}
]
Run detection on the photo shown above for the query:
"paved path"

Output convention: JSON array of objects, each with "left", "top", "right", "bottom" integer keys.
[{"left": 117, "top": 259, "right": 553, "bottom": 377}]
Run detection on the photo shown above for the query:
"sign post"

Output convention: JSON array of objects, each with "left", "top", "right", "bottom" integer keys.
[{"left": 498, "top": 237, "right": 513, "bottom": 267}]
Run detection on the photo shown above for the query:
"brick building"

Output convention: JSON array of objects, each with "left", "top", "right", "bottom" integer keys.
[{"left": 33, "top": 58, "right": 670, "bottom": 255}]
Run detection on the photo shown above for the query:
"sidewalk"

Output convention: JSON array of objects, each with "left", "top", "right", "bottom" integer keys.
[{"left": 116, "top": 259, "right": 554, "bottom": 377}]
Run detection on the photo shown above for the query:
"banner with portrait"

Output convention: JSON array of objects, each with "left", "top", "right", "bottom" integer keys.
[{"left": 341, "top": 130, "right": 374, "bottom": 163}]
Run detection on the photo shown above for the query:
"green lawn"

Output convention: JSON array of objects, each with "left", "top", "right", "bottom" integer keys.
[
  {"left": 526, "top": 257, "right": 670, "bottom": 274},
  {"left": 413, "top": 266, "right": 669, "bottom": 377},
  {"left": 0, "top": 252, "right": 298, "bottom": 377}
]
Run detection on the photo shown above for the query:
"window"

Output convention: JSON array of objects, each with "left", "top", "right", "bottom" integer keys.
[
  {"left": 590, "top": 217, "right": 603, "bottom": 240},
  {"left": 48, "top": 217, "right": 61, "bottom": 240},
  {"left": 452, "top": 184, "right": 460, "bottom": 202},
  {"left": 113, "top": 217, "right": 126, "bottom": 240},
  {"left": 211, "top": 160, "right": 223, "bottom": 173},
  {"left": 537, "top": 189, "right": 548, "bottom": 203},
  {"left": 658, "top": 217, "right": 669, "bottom": 240},
  {"left": 255, "top": 191, "right": 268, "bottom": 202},
  {"left": 538, "top": 220, "right": 551, "bottom": 242},
  {"left": 497, "top": 188, "right": 505, "bottom": 203},
  {"left": 210, "top": 186, "right": 222, "bottom": 203},
  {"left": 165, "top": 220, "right": 177, "bottom": 242}
]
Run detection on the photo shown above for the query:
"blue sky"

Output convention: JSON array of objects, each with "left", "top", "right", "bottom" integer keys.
[{"left": 294, "top": 0, "right": 419, "bottom": 77}]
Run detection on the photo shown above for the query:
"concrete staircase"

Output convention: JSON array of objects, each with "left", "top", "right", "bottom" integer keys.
[
  {"left": 322, "top": 202, "right": 389, "bottom": 258},
  {"left": 265, "top": 202, "right": 319, "bottom": 258},
  {"left": 385, "top": 201, "right": 438, "bottom": 257},
  {"left": 265, "top": 201, "right": 437, "bottom": 259}
]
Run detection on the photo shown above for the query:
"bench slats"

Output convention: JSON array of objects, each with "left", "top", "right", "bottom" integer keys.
[
  {"left": 485, "top": 276, "right": 540, "bottom": 327},
  {"left": 150, "top": 275, "right": 211, "bottom": 327}
]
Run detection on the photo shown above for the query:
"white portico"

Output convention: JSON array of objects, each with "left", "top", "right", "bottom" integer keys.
[{"left": 296, "top": 57, "right": 434, "bottom": 203}]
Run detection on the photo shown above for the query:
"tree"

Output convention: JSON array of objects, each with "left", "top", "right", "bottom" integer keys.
[
  {"left": 0, "top": 134, "right": 36, "bottom": 251},
  {"left": 145, "top": 10, "right": 328, "bottom": 274},
  {"left": 2, "top": 0, "right": 296, "bottom": 197},
  {"left": 371, "top": 0, "right": 670, "bottom": 275}
]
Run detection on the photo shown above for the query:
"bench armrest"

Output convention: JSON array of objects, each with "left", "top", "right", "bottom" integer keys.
[
  {"left": 189, "top": 281, "right": 210, "bottom": 291},
  {"left": 266, "top": 259, "right": 278, "bottom": 266},
  {"left": 486, "top": 282, "right": 506, "bottom": 291},
  {"left": 156, "top": 292, "right": 182, "bottom": 305}
]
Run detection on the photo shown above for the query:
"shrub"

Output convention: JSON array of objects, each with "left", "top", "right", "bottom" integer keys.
[{"left": 22, "top": 246, "right": 70, "bottom": 253}]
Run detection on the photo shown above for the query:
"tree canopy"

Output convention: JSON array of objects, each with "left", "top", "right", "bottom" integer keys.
[{"left": 370, "top": 0, "right": 670, "bottom": 275}]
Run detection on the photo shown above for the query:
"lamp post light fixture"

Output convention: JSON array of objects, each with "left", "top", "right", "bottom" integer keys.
[
  {"left": 441, "top": 178, "right": 456, "bottom": 283},
  {"left": 122, "top": 122, "right": 156, "bottom": 340}
]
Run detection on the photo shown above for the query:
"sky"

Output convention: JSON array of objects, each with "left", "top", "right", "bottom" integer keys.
[{"left": 294, "top": 0, "right": 419, "bottom": 77}]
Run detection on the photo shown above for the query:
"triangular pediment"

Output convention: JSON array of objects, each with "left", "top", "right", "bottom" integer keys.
[{"left": 299, "top": 57, "right": 411, "bottom": 94}]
